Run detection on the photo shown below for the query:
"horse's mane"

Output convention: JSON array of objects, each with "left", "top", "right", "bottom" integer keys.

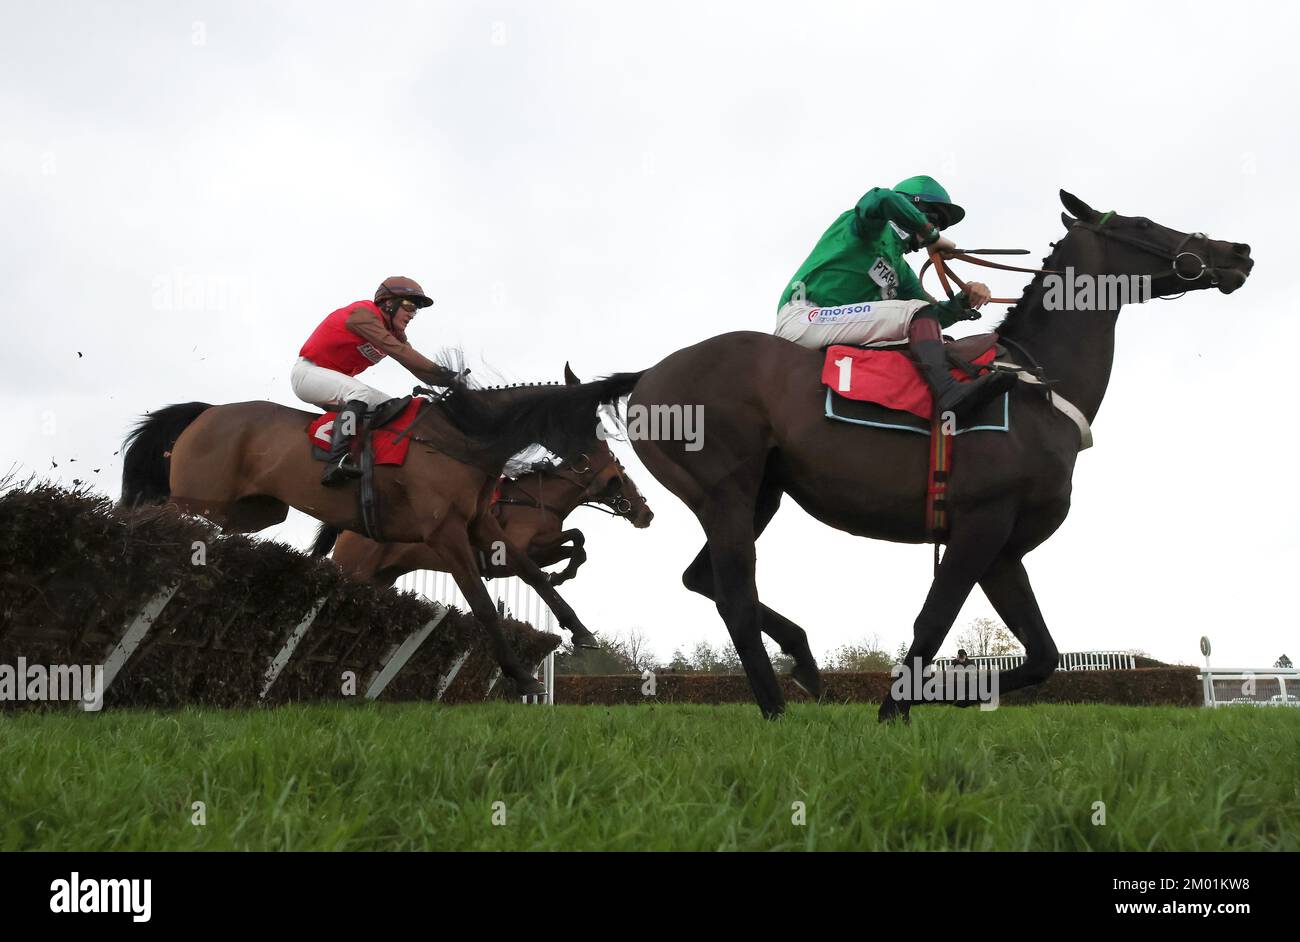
[
  {"left": 423, "top": 348, "right": 641, "bottom": 472},
  {"left": 993, "top": 232, "right": 1074, "bottom": 340}
]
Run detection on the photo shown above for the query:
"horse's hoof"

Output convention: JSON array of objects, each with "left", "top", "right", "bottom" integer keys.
[
  {"left": 790, "top": 664, "right": 823, "bottom": 700},
  {"left": 516, "top": 677, "right": 547, "bottom": 697},
  {"left": 878, "top": 699, "right": 910, "bottom": 724},
  {"left": 570, "top": 629, "right": 600, "bottom": 649}
]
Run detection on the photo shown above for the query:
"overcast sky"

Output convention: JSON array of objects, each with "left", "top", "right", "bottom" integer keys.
[{"left": 3, "top": 0, "right": 1295, "bottom": 670}]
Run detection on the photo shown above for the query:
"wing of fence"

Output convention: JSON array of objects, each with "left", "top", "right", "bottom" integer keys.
[{"left": 395, "top": 571, "right": 556, "bottom": 706}]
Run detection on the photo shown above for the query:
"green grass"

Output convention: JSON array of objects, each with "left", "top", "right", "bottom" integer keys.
[{"left": 1, "top": 703, "right": 1297, "bottom": 850}]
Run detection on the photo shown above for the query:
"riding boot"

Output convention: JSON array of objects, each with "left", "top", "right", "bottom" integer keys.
[
  {"left": 321, "top": 399, "right": 368, "bottom": 487},
  {"left": 909, "top": 333, "right": 1017, "bottom": 422}
]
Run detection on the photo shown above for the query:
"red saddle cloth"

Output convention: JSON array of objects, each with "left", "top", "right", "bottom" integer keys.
[
  {"left": 822, "top": 345, "right": 998, "bottom": 420},
  {"left": 306, "top": 399, "right": 424, "bottom": 466}
]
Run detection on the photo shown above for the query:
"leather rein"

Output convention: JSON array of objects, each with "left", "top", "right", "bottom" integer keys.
[
  {"left": 920, "top": 213, "right": 1224, "bottom": 306},
  {"left": 920, "top": 248, "right": 1057, "bottom": 306}
]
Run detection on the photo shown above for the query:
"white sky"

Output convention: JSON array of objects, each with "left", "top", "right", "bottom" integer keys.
[{"left": 3, "top": 0, "right": 1296, "bottom": 669}]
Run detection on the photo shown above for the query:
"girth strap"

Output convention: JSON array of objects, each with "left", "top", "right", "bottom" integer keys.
[
  {"left": 927, "top": 413, "right": 952, "bottom": 576},
  {"left": 995, "top": 361, "right": 1094, "bottom": 450},
  {"left": 358, "top": 432, "right": 384, "bottom": 542}
]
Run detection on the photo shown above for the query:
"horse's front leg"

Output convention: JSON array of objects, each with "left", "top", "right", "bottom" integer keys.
[
  {"left": 539, "top": 529, "right": 586, "bottom": 585},
  {"left": 479, "top": 516, "right": 599, "bottom": 648},
  {"left": 880, "top": 501, "right": 1016, "bottom": 724}
]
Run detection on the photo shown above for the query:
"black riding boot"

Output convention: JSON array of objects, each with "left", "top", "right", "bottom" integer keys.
[
  {"left": 911, "top": 338, "right": 1017, "bottom": 422},
  {"left": 321, "top": 399, "right": 368, "bottom": 487}
]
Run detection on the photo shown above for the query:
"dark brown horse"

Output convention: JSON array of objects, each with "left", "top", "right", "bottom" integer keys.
[
  {"left": 120, "top": 372, "right": 640, "bottom": 695},
  {"left": 628, "top": 191, "right": 1253, "bottom": 719},
  {"left": 314, "top": 439, "right": 653, "bottom": 588}
]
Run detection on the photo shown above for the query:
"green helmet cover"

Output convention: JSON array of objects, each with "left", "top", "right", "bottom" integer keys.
[{"left": 894, "top": 175, "right": 965, "bottom": 229}]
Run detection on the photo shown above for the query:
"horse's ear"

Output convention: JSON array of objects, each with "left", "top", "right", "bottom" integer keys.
[
  {"left": 563, "top": 362, "right": 581, "bottom": 386},
  {"left": 1059, "top": 190, "right": 1100, "bottom": 223},
  {"left": 1061, "top": 212, "right": 1077, "bottom": 229}
]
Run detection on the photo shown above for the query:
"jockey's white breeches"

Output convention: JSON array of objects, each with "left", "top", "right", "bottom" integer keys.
[
  {"left": 290, "top": 357, "right": 393, "bottom": 410},
  {"left": 774, "top": 298, "right": 930, "bottom": 348}
]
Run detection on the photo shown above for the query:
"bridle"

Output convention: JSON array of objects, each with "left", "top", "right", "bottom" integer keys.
[
  {"left": 1071, "top": 211, "right": 1225, "bottom": 297},
  {"left": 921, "top": 212, "right": 1227, "bottom": 307},
  {"left": 492, "top": 452, "right": 636, "bottom": 518}
]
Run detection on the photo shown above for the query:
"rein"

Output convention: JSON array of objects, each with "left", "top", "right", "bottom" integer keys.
[{"left": 921, "top": 248, "right": 1059, "bottom": 305}]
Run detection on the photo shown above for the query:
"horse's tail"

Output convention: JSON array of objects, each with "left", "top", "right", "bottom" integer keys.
[
  {"left": 437, "top": 371, "right": 645, "bottom": 463},
  {"left": 120, "top": 402, "right": 212, "bottom": 507},
  {"left": 311, "top": 522, "right": 340, "bottom": 558}
]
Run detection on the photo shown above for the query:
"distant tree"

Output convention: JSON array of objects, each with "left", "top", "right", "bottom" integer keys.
[
  {"left": 667, "top": 648, "right": 692, "bottom": 672},
  {"left": 687, "top": 640, "right": 742, "bottom": 673},
  {"left": 1276, "top": 654, "right": 1293, "bottom": 669},
  {"left": 954, "top": 617, "right": 1023, "bottom": 657},
  {"left": 621, "top": 628, "right": 657, "bottom": 672},
  {"left": 894, "top": 643, "right": 912, "bottom": 666},
  {"left": 554, "top": 636, "right": 637, "bottom": 675},
  {"left": 825, "top": 635, "right": 896, "bottom": 672}
]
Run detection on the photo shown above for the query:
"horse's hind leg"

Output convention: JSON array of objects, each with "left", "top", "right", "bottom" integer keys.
[
  {"left": 697, "top": 502, "right": 784, "bottom": 719},
  {"left": 682, "top": 478, "right": 821, "bottom": 698}
]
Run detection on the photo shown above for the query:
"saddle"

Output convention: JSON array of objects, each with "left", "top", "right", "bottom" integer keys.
[
  {"left": 305, "top": 396, "right": 427, "bottom": 543},
  {"left": 834, "top": 331, "right": 1003, "bottom": 373},
  {"left": 820, "top": 331, "right": 1012, "bottom": 435},
  {"left": 306, "top": 396, "right": 422, "bottom": 464}
]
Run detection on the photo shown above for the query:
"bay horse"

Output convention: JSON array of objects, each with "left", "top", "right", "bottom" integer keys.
[
  {"left": 313, "top": 438, "right": 653, "bottom": 588},
  {"left": 120, "top": 370, "right": 641, "bottom": 695},
  {"left": 309, "top": 370, "right": 653, "bottom": 645},
  {"left": 627, "top": 191, "right": 1253, "bottom": 720}
]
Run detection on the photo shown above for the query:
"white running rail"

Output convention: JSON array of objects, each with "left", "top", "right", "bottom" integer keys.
[
  {"left": 396, "top": 570, "right": 557, "bottom": 705},
  {"left": 932, "top": 650, "right": 1137, "bottom": 672}
]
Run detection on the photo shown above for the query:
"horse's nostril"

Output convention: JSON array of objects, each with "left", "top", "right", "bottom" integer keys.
[{"left": 1233, "top": 243, "right": 1251, "bottom": 257}]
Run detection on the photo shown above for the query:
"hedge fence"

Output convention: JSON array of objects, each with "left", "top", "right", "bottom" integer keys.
[
  {"left": 0, "top": 483, "right": 559, "bottom": 710},
  {"left": 556, "top": 668, "right": 1202, "bottom": 707}
]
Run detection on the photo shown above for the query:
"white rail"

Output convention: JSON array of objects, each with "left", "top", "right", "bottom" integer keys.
[
  {"left": 932, "top": 650, "right": 1137, "bottom": 672},
  {"left": 1198, "top": 667, "right": 1300, "bottom": 708},
  {"left": 396, "top": 570, "right": 556, "bottom": 705}
]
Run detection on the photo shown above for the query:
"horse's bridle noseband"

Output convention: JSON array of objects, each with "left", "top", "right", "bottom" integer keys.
[
  {"left": 494, "top": 452, "right": 636, "bottom": 518},
  {"left": 1077, "top": 212, "right": 1224, "bottom": 291}
]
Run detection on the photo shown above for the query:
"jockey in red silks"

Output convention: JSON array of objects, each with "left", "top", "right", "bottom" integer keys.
[
  {"left": 293, "top": 276, "right": 459, "bottom": 486},
  {"left": 776, "top": 176, "right": 1016, "bottom": 419}
]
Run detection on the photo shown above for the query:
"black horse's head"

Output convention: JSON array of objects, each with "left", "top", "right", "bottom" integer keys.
[{"left": 1059, "top": 190, "right": 1253, "bottom": 296}]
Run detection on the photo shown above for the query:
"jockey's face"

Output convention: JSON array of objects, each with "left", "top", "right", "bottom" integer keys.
[{"left": 393, "top": 299, "right": 417, "bottom": 331}]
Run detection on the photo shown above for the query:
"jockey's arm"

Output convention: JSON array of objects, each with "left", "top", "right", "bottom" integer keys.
[
  {"left": 344, "top": 306, "right": 459, "bottom": 387},
  {"left": 855, "top": 188, "right": 943, "bottom": 249}
]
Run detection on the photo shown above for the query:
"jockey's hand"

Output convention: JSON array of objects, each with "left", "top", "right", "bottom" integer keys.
[
  {"left": 964, "top": 281, "right": 992, "bottom": 309},
  {"left": 929, "top": 235, "right": 958, "bottom": 257}
]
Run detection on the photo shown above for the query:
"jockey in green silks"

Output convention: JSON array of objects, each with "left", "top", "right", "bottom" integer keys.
[{"left": 776, "top": 175, "right": 1015, "bottom": 419}]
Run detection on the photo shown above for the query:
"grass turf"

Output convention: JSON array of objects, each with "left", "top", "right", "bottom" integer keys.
[{"left": 1, "top": 702, "right": 1296, "bottom": 851}]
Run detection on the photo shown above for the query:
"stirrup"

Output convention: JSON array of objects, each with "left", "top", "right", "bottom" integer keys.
[{"left": 321, "top": 455, "right": 361, "bottom": 487}]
